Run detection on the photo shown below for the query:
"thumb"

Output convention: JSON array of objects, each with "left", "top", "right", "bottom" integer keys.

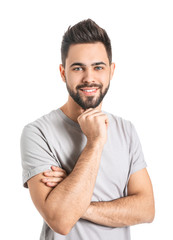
[{"left": 105, "top": 118, "right": 109, "bottom": 128}]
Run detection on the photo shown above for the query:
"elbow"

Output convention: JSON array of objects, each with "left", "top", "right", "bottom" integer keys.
[
  {"left": 146, "top": 209, "right": 155, "bottom": 223},
  {"left": 140, "top": 193, "right": 155, "bottom": 224},
  {"left": 144, "top": 202, "right": 155, "bottom": 224},
  {"left": 148, "top": 199, "right": 155, "bottom": 223},
  {"left": 51, "top": 224, "right": 71, "bottom": 236},
  {"left": 46, "top": 216, "right": 74, "bottom": 236},
  {"left": 145, "top": 214, "right": 155, "bottom": 224},
  {"left": 43, "top": 205, "right": 74, "bottom": 235},
  {"left": 136, "top": 208, "right": 155, "bottom": 225},
  {"left": 44, "top": 201, "right": 84, "bottom": 235}
]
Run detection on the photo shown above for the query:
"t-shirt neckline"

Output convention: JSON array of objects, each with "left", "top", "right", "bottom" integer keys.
[
  {"left": 56, "top": 108, "right": 111, "bottom": 130},
  {"left": 56, "top": 108, "right": 81, "bottom": 130}
]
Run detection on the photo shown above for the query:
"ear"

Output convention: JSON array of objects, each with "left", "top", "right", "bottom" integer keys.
[
  {"left": 59, "top": 64, "right": 66, "bottom": 83},
  {"left": 110, "top": 62, "right": 115, "bottom": 80}
]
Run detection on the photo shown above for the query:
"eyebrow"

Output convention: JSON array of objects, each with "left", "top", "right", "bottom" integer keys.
[{"left": 70, "top": 62, "right": 107, "bottom": 68}]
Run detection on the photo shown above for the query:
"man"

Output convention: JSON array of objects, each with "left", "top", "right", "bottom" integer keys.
[{"left": 20, "top": 19, "right": 155, "bottom": 239}]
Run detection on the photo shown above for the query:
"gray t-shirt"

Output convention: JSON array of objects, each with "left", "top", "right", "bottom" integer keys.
[{"left": 20, "top": 108, "right": 147, "bottom": 240}]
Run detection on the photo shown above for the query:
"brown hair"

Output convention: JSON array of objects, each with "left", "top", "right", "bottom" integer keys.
[{"left": 61, "top": 19, "right": 112, "bottom": 67}]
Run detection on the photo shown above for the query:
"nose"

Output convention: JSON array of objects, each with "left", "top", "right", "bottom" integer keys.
[{"left": 82, "top": 68, "right": 95, "bottom": 83}]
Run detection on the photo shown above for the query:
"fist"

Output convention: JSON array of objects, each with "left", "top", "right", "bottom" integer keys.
[{"left": 77, "top": 108, "right": 109, "bottom": 145}]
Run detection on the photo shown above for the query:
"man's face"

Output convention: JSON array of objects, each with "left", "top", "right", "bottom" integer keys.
[{"left": 60, "top": 42, "right": 115, "bottom": 110}]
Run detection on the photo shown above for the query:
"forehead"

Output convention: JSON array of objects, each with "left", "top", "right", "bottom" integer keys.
[{"left": 66, "top": 42, "right": 109, "bottom": 66}]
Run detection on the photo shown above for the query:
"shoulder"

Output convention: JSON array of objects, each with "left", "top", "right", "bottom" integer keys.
[
  {"left": 22, "top": 109, "right": 59, "bottom": 132},
  {"left": 21, "top": 109, "right": 61, "bottom": 144}
]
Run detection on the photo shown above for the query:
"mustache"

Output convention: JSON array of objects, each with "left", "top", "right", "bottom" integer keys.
[{"left": 76, "top": 83, "right": 102, "bottom": 90}]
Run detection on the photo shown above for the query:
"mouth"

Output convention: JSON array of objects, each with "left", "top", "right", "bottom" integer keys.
[{"left": 79, "top": 87, "right": 99, "bottom": 96}]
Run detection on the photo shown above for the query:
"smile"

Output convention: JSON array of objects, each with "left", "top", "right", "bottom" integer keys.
[
  {"left": 82, "top": 89, "right": 97, "bottom": 92},
  {"left": 80, "top": 88, "right": 99, "bottom": 96}
]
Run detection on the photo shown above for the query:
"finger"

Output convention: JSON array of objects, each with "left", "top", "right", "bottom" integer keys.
[
  {"left": 43, "top": 170, "right": 67, "bottom": 178},
  {"left": 78, "top": 108, "right": 100, "bottom": 119},
  {"left": 82, "top": 108, "right": 100, "bottom": 115},
  {"left": 51, "top": 166, "right": 67, "bottom": 176},
  {"left": 84, "top": 112, "right": 109, "bottom": 124},
  {"left": 43, "top": 172, "right": 67, "bottom": 179},
  {"left": 51, "top": 166, "right": 65, "bottom": 172},
  {"left": 44, "top": 167, "right": 64, "bottom": 173},
  {"left": 52, "top": 168, "right": 67, "bottom": 176},
  {"left": 86, "top": 112, "right": 107, "bottom": 118},
  {"left": 46, "top": 182, "right": 58, "bottom": 187},
  {"left": 44, "top": 166, "right": 63, "bottom": 172},
  {"left": 42, "top": 176, "right": 65, "bottom": 183},
  {"left": 82, "top": 108, "right": 94, "bottom": 113},
  {"left": 105, "top": 118, "right": 109, "bottom": 126}
]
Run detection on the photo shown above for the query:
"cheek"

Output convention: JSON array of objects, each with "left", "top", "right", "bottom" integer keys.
[
  {"left": 99, "top": 72, "right": 110, "bottom": 83},
  {"left": 65, "top": 76, "right": 79, "bottom": 90},
  {"left": 67, "top": 71, "right": 84, "bottom": 85}
]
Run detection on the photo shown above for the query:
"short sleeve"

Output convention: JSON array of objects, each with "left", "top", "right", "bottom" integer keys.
[
  {"left": 129, "top": 123, "right": 147, "bottom": 175},
  {"left": 20, "top": 124, "right": 62, "bottom": 188}
]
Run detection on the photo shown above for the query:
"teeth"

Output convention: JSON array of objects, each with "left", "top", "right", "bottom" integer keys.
[{"left": 83, "top": 89, "right": 96, "bottom": 92}]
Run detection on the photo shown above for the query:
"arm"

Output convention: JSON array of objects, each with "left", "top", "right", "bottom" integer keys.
[
  {"left": 42, "top": 167, "right": 155, "bottom": 228},
  {"left": 82, "top": 168, "right": 155, "bottom": 227},
  {"left": 27, "top": 108, "right": 108, "bottom": 235}
]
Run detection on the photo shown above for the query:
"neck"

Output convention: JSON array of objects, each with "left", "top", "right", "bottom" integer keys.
[{"left": 60, "top": 96, "right": 102, "bottom": 123}]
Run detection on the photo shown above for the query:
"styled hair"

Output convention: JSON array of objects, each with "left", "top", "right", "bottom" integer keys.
[{"left": 61, "top": 19, "right": 112, "bottom": 67}]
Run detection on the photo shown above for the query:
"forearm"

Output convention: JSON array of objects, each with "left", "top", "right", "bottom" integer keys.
[
  {"left": 82, "top": 194, "right": 155, "bottom": 227},
  {"left": 45, "top": 141, "right": 104, "bottom": 230}
]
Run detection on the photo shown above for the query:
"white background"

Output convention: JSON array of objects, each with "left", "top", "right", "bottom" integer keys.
[{"left": 0, "top": 0, "right": 173, "bottom": 239}]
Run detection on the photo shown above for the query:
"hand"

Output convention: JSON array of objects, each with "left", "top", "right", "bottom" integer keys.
[
  {"left": 77, "top": 108, "right": 109, "bottom": 145},
  {"left": 41, "top": 166, "right": 67, "bottom": 187}
]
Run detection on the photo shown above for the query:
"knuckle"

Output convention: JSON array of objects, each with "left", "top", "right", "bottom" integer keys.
[
  {"left": 54, "top": 172, "right": 59, "bottom": 177},
  {"left": 86, "top": 115, "right": 93, "bottom": 120}
]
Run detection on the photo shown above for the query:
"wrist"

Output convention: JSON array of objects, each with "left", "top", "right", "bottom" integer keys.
[
  {"left": 82, "top": 203, "right": 94, "bottom": 220},
  {"left": 86, "top": 138, "right": 105, "bottom": 149}
]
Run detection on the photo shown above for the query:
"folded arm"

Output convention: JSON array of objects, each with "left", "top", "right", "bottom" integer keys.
[
  {"left": 82, "top": 168, "right": 155, "bottom": 227},
  {"left": 28, "top": 141, "right": 103, "bottom": 235},
  {"left": 27, "top": 109, "right": 108, "bottom": 235},
  {"left": 44, "top": 167, "right": 155, "bottom": 228}
]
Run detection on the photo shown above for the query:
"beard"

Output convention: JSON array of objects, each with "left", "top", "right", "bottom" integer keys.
[{"left": 65, "top": 78, "right": 110, "bottom": 110}]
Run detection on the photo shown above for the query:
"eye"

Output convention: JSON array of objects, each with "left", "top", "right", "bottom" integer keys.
[
  {"left": 73, "top": 67, "right": 83, "bottom": 71},
  {"left": 95, "top": 66, "right": 103, "bottom": 70}
]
